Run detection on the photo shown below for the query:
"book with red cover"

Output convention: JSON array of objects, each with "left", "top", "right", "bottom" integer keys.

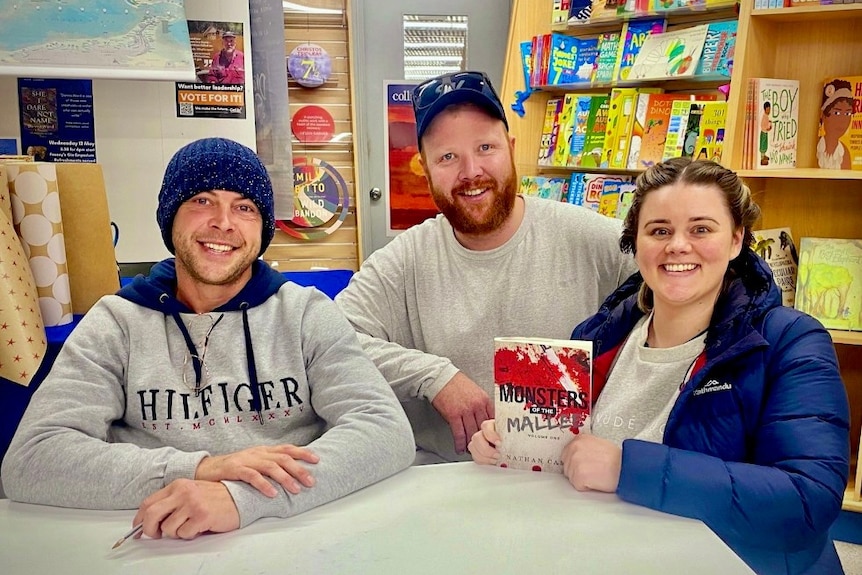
[{"left": 494, "top": 337, "right": 592, "bottom": 473}]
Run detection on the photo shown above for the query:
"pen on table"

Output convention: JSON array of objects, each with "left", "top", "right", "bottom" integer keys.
[{"left": 111, "top": 524, "right": 143, "bottom": 550}]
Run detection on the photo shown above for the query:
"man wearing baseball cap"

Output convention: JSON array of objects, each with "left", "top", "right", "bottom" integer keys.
[
  {"left": 3, "top": 137, "right": 414, "bottom": 540},
  {"left": 337, "top": 71, "right": 637, "bottom": 463},
  {"left": 207, "top": 29, "right": 245, "bottom": 84}
]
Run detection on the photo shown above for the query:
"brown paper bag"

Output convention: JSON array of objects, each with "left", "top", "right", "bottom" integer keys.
[{"left": 55, "top": 163, "right": 120, "bottom": 314}]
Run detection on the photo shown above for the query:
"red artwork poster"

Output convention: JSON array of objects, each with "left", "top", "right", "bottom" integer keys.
[
  {"left": 494, "top": 337, "right": 592, "bottom": 473},
  {"left": 385, "top": 82, "right": 438, "bottom": 235}
]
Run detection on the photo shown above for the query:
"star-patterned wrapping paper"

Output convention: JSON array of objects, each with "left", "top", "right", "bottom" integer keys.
[
  {"left": 7, "top": 162, "right": 73, "bottom": 327},
  {"left": 0, "top": 165, "right": 10, "bottom": 223},
  {"left": 0, "top": 197, "right": 47, "bottom": 387}
]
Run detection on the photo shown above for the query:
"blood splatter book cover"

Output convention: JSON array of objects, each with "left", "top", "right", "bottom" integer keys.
[{"left": 494, "top": 337, "right": 592, "bottom": 473}]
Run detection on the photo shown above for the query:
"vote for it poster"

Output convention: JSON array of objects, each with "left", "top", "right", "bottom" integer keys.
[
  {"left": 175, "top": 21, "right": 247, "bottom": 119},
  {"left": 385, "top": 82, "right": 437, "bottom": 235}
]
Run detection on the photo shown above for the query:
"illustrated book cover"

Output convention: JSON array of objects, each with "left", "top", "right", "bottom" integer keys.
[
  {"left": 519, "top": 175, "right": 567, "bottom": 202},
  {"left": 753, "top": 227, "right": 799, "bottom": 307},
  {"left": 612, "top": 18, "right": 667, "bottom": 82},
  {"left": 817, "top": 76, "right": 862, "bottom": 171},
  {"left": 634, "top": 93, "right": 717, "bottom": 168},
  {"left": 795, "top": 237, "right": 862, "bottom": 331},
  {"left": 494, "top": 337, "right": 592, "bottom": 473},
  {"left": 751, "top": 78, "right": 799, "bottom": 170},
  {"left": 628, "top": 24, "right": 709, "bottom": 81}
]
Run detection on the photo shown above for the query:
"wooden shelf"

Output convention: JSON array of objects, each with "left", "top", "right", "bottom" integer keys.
[
  {"left": 753, "top": 4, "right": 862, "bottom": 23},
  {"left": 738, "top": 169, "right": 862, "bottom": 180},
  {"left": 537, "top": 74, "right": 729, "bottom": 94},
  {"left": 830, "top": 330, "right": 862, "bottom": 346},
  {"left": 845, "top": 464, "right": 862, "bottom": 513},
  {"left": 554, "top": 1, "right": 739, "bottom": 35}
]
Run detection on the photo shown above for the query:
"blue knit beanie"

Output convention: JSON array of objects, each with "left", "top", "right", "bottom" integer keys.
[{"left": 156, "top": 137, "right": 275, "bottom": 255}]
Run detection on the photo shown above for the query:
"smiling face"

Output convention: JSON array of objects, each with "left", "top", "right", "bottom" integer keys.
[
  {"left": 635, "top": 182, "right": 743, "bottom": 315},
  {"left": 419, "top": 103, "right": 517, "bottom": 239},
  {"left": 172, "top": 190, "right": 261, "bottom": 308}
]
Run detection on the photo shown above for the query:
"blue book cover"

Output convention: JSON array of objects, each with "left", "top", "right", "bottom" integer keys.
[
  {"left": 548, "top": 33, "right": 580, "bottom": 85},
  {"left": 696, "top": 20, "right": 736, "bottom": 77}
]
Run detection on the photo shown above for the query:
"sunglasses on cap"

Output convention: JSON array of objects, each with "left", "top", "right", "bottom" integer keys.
[
  {"left": 413, "top": 71, "right": 498, "bottom": 110},
  {"left": 412, "top": 71, "right": 508, "bottom": 145}
]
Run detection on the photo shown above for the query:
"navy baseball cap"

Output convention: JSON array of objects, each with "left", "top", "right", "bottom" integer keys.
[{"left": 412, "top": 71, "right": 509, "bottom": 149}]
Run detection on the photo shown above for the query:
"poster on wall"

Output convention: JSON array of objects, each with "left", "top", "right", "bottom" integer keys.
[
  {"left": 175, "top": 21, "right": 247, "bottom": 120},
  {"left": 384, "top": 82, "right": 437, "bottom": 236},
  {"left": 17, "top": 78, "right": 96, "bottom": 163},
  {"left": 276, "top": 157, "right": 350, "bottom": 241},
  {"left": 0, "top": 1, "right": 195, "bottom": 81}
]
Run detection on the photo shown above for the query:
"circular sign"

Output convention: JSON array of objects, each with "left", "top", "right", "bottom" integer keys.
[
  {"left": 286, "top": 43, "right": 332, "bottom": 88},
  {"left": 291, "top": 105, "right": 335, "bottom": 143},
  {"left": 276, "top": 157, "right": 350, "bottom": 240}
]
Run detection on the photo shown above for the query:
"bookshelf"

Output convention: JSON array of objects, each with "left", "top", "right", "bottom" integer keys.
[{"left": 500, "top": 0, "right": 862, "bottom": 511}]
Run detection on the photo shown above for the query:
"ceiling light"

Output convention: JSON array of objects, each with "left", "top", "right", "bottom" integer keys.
[{"left": 283, "top": 2, "right": 342, "bottom": 14}]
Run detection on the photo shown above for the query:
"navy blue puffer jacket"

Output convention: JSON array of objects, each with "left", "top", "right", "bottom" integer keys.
[{"left": 571, "top": 249, "right": 850, "bottom": 575}]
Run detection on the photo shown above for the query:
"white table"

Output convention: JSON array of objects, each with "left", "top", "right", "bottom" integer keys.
[{"left": 0, "top": 462, "right": 754, "bottom": 574}]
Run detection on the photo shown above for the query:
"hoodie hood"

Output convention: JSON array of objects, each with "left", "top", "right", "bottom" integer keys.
[
  {"left": 116, "top": 257, "right": 286, "bottom": 422},
  {"left": 117, "top": 258, "right": 286, "bottom": 312}
]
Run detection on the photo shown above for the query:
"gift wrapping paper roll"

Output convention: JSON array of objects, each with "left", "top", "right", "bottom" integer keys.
[
  {"left": 0, "top": 206, "right": 48, "bottom": 386},
  {"left": 7, "top": 162, "right": 73, "bottom": 327},
  {"left": 0, "top": 165, "right": 10, "bottom": 223}
]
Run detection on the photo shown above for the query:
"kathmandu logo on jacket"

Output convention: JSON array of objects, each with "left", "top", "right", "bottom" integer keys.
[{"left": 692, "top": 379, "right": 733, "bottom": 397}]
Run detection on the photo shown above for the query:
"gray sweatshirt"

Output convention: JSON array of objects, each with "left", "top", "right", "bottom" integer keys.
[
  {"left": 1, "top": 260, "right": 415, "bottom": 527},
  {"left": 336, "top": 196, "right": 637, "bottom": 461}
]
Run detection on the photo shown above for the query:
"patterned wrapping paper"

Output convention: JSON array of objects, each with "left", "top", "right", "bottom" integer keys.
[
  {"left": 0, "top": 165, "right": 10, "bottom": 223},
  {"left": 0, "top": 203, "right": 47, "bottom": 386},
  {"left": 7, "top": 162, "right": 73, "bottom": 327}
]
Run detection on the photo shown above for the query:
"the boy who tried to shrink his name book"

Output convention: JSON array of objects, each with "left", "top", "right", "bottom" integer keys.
[{"left": 493, "top": 337, "right": 592, "bottom": 473}]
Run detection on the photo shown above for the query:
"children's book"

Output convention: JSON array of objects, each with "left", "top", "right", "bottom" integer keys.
[
  {"left": 553, "top": 0, "right": 572, "bottom": 24},
  {"left": 795, "top": 237, "right": 862, "bottom": 331},
  {"left": 752, "top": 78, "right": 799, "bottom": 170},
  {"left": 578, "top": 94, "right": 610, "bottom": 168},
  {"left": 552, "top": 94, "right": 578, "bottom": 166},
  {"left": 573, "top": 38, "right": 600, "bottom": 83},
  {"left": 494, "top": 337, "right": 592, "bottom": 473},
  {"left": 613, "top": 18, "right": 667, "bottom": 82},
  {"left": 519, "top": 175, "right": 567, "bottom": 201},
  {"left": 593, "top": 32, "right": 621, "bottom": 84},
  {"left": 568, "top": 0, "right": 593, "bottom": 25},
  {"left": 598, "top": 179, "right": 623, "bottom": 218},
  {"left": 548, "top": 33, "right": 580, "bottom": 85},
  {"left": 606, "top": 87, "right": 662, "bottom": 169},
  {"left": 634, "top": 93, "right": 717, "bottom": 168},
  {"left": 817, "top": 76, "right": 862, "bottom": 171},
  {"left": 538, "top": 96, "right": 564, "bottom": 166},
  {"left": 692, "top": 101, "right": 728, "bottom": 163},
  {"left": 567, "top": 94, "right": 595, "bottom": 167},
  {"left": 590, "top": 0, "right": 624, "bottom": 22},
  {"left": 616, "top": 182, "right": 636, "bottom": 220},
  {"left": 696, "top": 20, "right": 737, "bottom": 77},
  {"left": 661, "top": 99, "right": 696, "bottom": 160},
  {"left": 680, "top": 102, "right": 705, "bottom": 159},
  {"left": 628, "top": 24, "right": 709, "bottom": 81},
  {"left": 519, "top": 41, "right": 533, "bottom": 91},
  {"left": 753, "top": 227, "right": 799, "bottom": 307}
]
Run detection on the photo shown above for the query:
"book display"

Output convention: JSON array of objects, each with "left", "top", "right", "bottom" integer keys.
[
  {"left": 500, "top": 0, "right": 862, "bottom": 511},
  {"left": 753, "top": 227, "right": 799, "bottom": 307},
  {"left": 493, "top": 337, "right": 592, "bottom": 473}
]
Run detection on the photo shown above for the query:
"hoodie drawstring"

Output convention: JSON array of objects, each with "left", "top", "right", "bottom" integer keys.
[{"left": 241, "top": 305, "right": 265, "bottom": 424}]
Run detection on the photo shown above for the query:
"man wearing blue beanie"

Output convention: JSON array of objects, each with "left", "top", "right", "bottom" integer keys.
[{"left": 3, "top": 137, "right": 415, "bottom": 541}]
